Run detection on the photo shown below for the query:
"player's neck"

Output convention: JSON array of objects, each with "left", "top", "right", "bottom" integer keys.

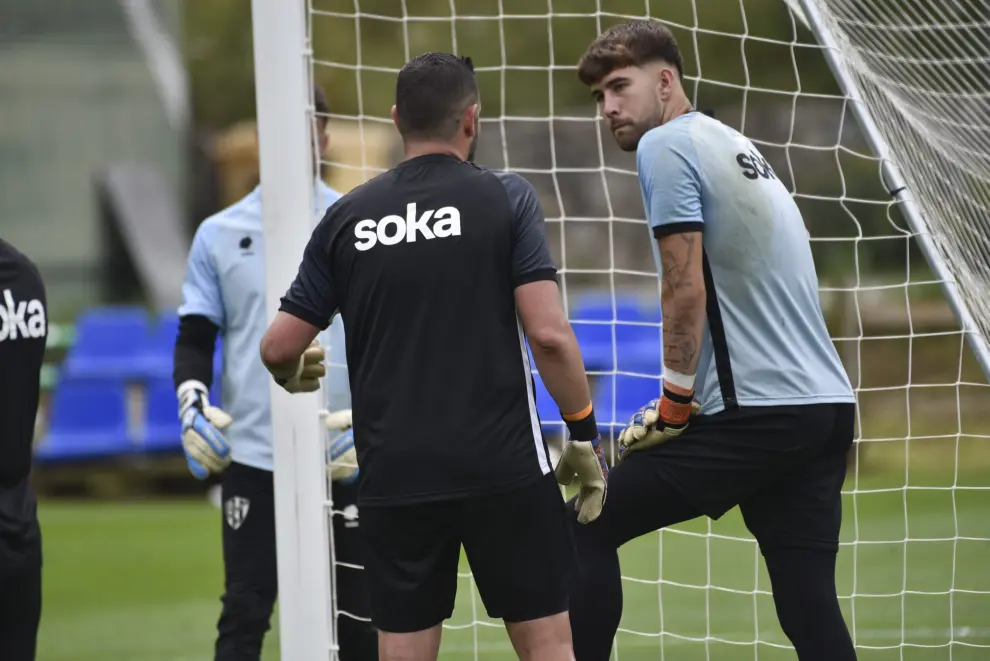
[
  {"left": 661, "top": 95, "right": 695, "bottom": 125},
  {"left": 402, "top": 142, "right": 466, "bottom": 162}
]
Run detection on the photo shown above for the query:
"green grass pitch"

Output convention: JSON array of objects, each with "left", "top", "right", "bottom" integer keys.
[{"left": 37, "top": 472, "right": 990, "bottom": 661}]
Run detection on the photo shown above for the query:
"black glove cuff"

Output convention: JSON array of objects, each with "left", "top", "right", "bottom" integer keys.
[
  {"left": 564, "top": 409, "right": 599, "bottom": 442},
  {"left": 661, "top": 385, "right": 694, "bottom": 405}
]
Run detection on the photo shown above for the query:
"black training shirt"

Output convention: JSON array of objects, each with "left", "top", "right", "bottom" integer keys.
[
  {"left": 280, "top": 153, "right": 557, "bottom": 506},
  {"left": 0, "top": 239, "right": 47, "bottom": 554}
]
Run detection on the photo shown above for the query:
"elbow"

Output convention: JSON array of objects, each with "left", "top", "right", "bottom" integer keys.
[
  {"left": 528, "top": 324, "right": 573, "bottom": 358},
  {"left": 259, "top": 333, "right": 293, "bottom": 371},
  {"left": 668, "top": 280, "right": 707, "bottom": 317},
  {"left": 684, "top": 282, "right": 707, "bottom": 312}
]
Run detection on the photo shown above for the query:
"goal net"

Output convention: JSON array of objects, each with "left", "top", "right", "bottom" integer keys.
[{"left": 253, "top": 0, "right": 990, "bottom": 658}]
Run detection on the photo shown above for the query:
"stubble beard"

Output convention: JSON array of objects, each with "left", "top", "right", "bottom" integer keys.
[{"left": 613, "top": 103, "right": 666, "bottom": 152}]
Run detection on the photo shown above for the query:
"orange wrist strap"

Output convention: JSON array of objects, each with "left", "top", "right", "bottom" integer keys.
[
  {"left": 659, "top": 396, "right": 693, "bottom": 425},
  {"left": 562, "top": 402, "right": 593, "bottom": 422}
]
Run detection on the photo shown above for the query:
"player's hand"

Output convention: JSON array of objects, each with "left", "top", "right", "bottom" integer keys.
[
  {"left": 177, "top": 380, "right": 233, "bottom": 480},
  {"left": 554, "top": 435, "right": 609, "bottom": 524},
  {"left": 278, "top": 339, "right": 327, "bottom": 393},
  {"left": 320, "top": 408, "right": 358, "bottom": 484},
  {"left": 617, "top": 386, "right": 697, "bottom": 458}
]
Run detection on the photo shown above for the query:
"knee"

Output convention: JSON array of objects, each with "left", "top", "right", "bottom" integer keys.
[{"left": 220, "top": 587, "right": 277, "bottom": 627}]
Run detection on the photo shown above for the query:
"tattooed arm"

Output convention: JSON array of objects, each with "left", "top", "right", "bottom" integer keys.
[
  {"left": 657, "top": 231, "right": 706, "bottom": 378},
  {"left": 614, "top": 229, "right": 705, "bottom": 453}
]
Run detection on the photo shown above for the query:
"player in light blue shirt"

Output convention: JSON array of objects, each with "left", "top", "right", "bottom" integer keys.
[
  {"left": 565, "top": 20, "right": 858, "bottom": 661},
  {"left": 172, "top": 85, "right": 378, "bottom": 661},
  {"left": 636, "top": 111, "right": 855, "bottom": 416}
]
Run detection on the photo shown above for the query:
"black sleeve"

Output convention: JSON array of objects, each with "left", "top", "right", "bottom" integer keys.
[
  {"left": 173, "top": 314, "right": 220, "bottom": 389},
  {"left": 497, "top": 172, "right": 558, "bottom": 288},
  {"left": 0, "top": 240, "right": 46, "bottom": 489},
  {"left": 279, "top": 211, "right": 339, "bottom": 330}
]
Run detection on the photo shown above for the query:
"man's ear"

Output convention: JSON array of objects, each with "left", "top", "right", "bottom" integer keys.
[
  {"left": 463, "top": 103, "right": 480, "bottom": 137},
  {"left": 657, "top": 67, "right": 676, "bottom": 101},
  {"left": 390, "top": 105, "right": 400, "bottom": 130},
  {"left": 318, "top": 119, "right": 330, "bottom": 157}
]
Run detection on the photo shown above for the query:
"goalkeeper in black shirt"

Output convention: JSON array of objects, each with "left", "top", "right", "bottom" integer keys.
[
  {"left": 261, "top": 53, "right": 608, "bottom": 661},
  {"left": 0, "top": 239, "right": 47, "bottom": 661}
]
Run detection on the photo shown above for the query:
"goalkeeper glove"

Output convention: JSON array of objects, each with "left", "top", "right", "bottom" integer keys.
[
  {"left": 177, "top": 380, "right": 233, "bottom": 480},
  {"left": 273, "top": 339, "right": 326, "bottom": 393},
  {"left": 553, "top": 404, "right": 609, "bottom": 524},
  {"left": 321, "top": 408, "right": 358, "bottom": 485},
  {"left": 617, "top": 377, "right": 696, "bottom": 458}
]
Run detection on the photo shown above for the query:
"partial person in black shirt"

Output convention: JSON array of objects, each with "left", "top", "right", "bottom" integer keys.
[
  {"left": 0, "top": 239, "right": 47, "bottom": 661},
  {"left": 261, "top": 53, "right": 608, "bottom": 661}
]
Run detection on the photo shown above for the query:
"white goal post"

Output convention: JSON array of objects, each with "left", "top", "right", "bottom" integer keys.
[{"left": 252, "top": 0, "right": 990, "bottom": 659}]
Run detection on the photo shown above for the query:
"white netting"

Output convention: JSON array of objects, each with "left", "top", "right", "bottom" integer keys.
[
  {"left": 305, "top": 0, "right": 990, "bottom": 658},
  {"left": 808, "top": 0, "right": 990, "bottom": 346}
]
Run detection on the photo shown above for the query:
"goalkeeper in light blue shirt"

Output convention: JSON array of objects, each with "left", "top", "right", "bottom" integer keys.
[
  {"left": 566, "top": 20, "right": 858, "bottom": 661},
  {"left": 172, "top": 85, "right": 377, "bottom": 661}
]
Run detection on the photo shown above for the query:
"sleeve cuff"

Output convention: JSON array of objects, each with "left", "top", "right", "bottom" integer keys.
[
  {"left": 177, "top": 306, "right": 224, "bottom": 331},
  {"left": 652, "top": 221, "right": 704, "bottom": 239},
  {"left": 278, "top": 298, "right": 331, "bottom": 330},
  {"left": 513, "top": 267, "right": 558, "bottom": 288}
]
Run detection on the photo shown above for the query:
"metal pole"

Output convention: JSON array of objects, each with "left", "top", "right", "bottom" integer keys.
[{"left": 796, "top": 0, "right": 990, "bottom": 383}]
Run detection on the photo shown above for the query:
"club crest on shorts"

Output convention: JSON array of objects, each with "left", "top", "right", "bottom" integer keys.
[
  {"left": 225, "top": 496, "right": 250, "bottom": 530},
  {"left": 342, "top": 504, "right": 360, "bottom": 528}
]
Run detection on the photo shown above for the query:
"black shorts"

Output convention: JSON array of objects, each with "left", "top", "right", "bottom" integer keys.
[
  {"left": 359, "top": 473, "right": 576, "bottom": 633},
  {"left": 591, "top": 402, "right": 855, "bottom": 553}
]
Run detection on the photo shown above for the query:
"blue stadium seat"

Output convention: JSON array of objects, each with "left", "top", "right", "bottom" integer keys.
[
  {"left": 530, "top": 370, "right": 562, "bottom": 432},
  {"left": 62, "top": 307, "right": 151, "bottom": 380},
  {"left": 139, "top": 312, "right": 180, "bottom": 379},
  {"left": 143, "top": 378, "right": 182, "bottom": 453},
  {"left": 569, "top": 292, "right": 662, "bottom": 372},
  {"left": 570, "top": 291, "right": 660, "bottom": 323},
  {"left": 614, "top": 323, "right": 663, "bottom": 374},
  {"left": 593, "top": 374, "right": 662, "bottom": 434},
  {"left": 35, "top": 380, "right": 132, "bottom": 462},
  {"left": 571, "top": 321, "right": 614, "bottom": 371}
]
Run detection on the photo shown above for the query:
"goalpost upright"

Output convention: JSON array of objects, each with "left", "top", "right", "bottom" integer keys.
[{"left": 251, "top": 0, "right": 335, "bottom": 659}]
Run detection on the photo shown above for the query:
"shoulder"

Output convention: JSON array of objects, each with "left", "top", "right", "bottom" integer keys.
[
  {"left": 471, "top": 166, "right": 537, "bottom": 205},
  {"left": 193, "top": 189, "right": 262, "bottom": 247},
  {"left": 327, "top": 171, "right": 390, "bottom": 211},
  {"left": 0, "top": 239, "right": 43, "bottom": 291},
  {"left": 637, "top": 113, "right": 700, "bottom": 160},
  {"left": 0, "top": 239, "right": 39, "bottom": 273}
]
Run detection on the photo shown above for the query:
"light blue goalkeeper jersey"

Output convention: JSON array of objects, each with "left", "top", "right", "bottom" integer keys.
[
  {"left": 637, "top": 111, "right": 855, "bottom": 415},
  {"left": 178, "top": 181, "right": 348, "bottom": 472}
]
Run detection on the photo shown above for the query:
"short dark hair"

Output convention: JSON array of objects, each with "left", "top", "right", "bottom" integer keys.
[
  {"left": 395, "top": 52, "right": 479, "bottom": 141},
  {"left": 577, "top": 19, "right": 684, "bottom": 86}
]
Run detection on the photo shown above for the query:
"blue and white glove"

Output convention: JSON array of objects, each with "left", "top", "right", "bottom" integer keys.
[
  {"left": 617, "top": 388, "right": 700, "bottom": 459},
  {"left": 321, "top": 408, "right": 358, "bottom": 485},
  {"left": 177, "top": 380, "right": 232, "bottom": 480}
]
